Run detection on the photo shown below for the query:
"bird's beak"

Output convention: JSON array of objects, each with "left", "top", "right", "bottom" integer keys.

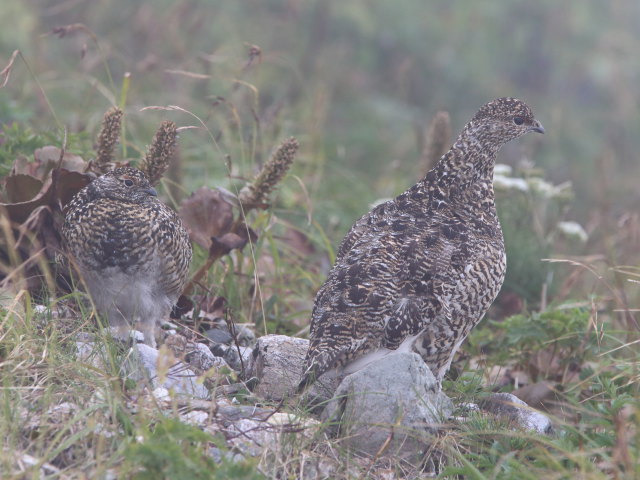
[
  {"left": 530, "top": 120, "right": 545, "bottom": 134},
  {"left": 147, "top": 187, "right": 158, "bottom": 197}
]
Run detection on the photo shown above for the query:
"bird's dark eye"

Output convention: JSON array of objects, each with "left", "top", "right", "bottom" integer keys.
[
  {"left": 124, "top": 179, "right": 134, "bottom": 187},
  {"left": 513, "top": 116, "right": 524, "bottom": 126}
]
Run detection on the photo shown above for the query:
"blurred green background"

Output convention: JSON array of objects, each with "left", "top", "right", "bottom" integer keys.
[{"left": 0, "top": 0, "right": 638, "bottom": 312}]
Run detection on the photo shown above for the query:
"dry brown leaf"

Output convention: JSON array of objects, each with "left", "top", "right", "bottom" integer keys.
[
  {"left": 0, "top": 169, "right": 91, "bottom": 225},
  {"left": 179, "top": 187, "right": 234, "bottom": 249},
  {"left": 5, "top": 174, "right": 43, "bottom": 203},
  {"left": 209, "top": 233, "right": 247, "bottom": 260},
  {"left": 34, "top": 146, "right": 86, "bottom": 173},
  {"left": 513, "top": 381, "right": 558, "bottom": 409}
]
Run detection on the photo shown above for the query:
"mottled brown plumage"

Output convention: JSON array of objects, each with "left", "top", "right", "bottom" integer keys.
[
  {"left": 300, "top": 97, "right": 544, "bottom": 390},
  {"left": 62, "top": 167, "right": 192, "bottom": 346}
]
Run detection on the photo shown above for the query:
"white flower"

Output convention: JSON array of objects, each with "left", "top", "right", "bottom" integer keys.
[
  {"left": 557, "top": 221, "right": 588, "bottom": 242},
  {"left": 494, "top": 164, "right": 513, "bottom": 176},
  {"left": 527, "top": 177, "right": 556, "bottom": 197},
  {"left": 493, "top": 175, "right": 529, "bottom": 192},
  {"left": 527, "top": 178, "right": 573, "bottom": 199}
]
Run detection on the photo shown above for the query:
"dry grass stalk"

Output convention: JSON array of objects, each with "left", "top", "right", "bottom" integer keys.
[
  {"left": 238, "top": 137, "right": 299, "bottom": 210},
  {"left": 140, "top": 120, "right": 178, "bottom": 186},
  {"left": 94, "top": 107, "right": 123, "bottom": 172},
  {"left": 420, "top": 111, "right": 451, "bottom": 177}
]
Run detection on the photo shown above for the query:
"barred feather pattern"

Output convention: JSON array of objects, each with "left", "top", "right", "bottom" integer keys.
[
  {"left": 300, "top": 97, "right": 544, "bottom": 390},
  {"left": 62, "top": 167, "right": 192, "bottom": 346}
]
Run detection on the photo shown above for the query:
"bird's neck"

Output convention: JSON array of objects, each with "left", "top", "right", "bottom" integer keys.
[{"left": 427, "top": 123, "right": 501, "bottom": 189}]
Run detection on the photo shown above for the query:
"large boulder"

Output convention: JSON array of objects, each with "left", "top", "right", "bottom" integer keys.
[{"left": 321, "top": 351, "right": 452, "bottom": 464}]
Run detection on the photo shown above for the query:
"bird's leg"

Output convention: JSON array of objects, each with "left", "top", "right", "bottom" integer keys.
[
  {"left": 104, "top": 308, "right": 133, "bottom": 343},
  {"left": 136, "top": 318, "right": 158, "bottom": 348}
]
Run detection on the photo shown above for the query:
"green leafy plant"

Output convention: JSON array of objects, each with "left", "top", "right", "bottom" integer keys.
[
  {"left": 0, "top": 123, "right": 50, "bottom": 175},
  {"left": 494, "top": 164, "right": 583, "bottom": 306},
  {"left": 469, "top": 306, "right": 598, "bottom": 372}
]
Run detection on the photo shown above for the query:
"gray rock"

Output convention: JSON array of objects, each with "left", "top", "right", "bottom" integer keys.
[
  {"left": 206, "top": 328, "right": 233, "bottom": 345},
  {"left": 126, "top": 344, "right": 210, "bottom": 400},
  {"left": 76, "top": 338, "right": 211, "bottom": 399},
  {"left": 213, "top": 344, "right": 252, "bottom": 373},
  {"left": 206, "top": 323, "right": 256, "bottom": 347},
  {"left": 185, "top": 342, "right": 229, "bottom": 371},
  {"left": 321, "top": 352, "right": 453, "bottom": 464},
  {"left": 223, "top": 412, "right": 315, "bottom": 458},
  {"left": 208, "top": 446, "right": 245, "bottom": 464},
  {"left": 225, "top": 418, "right": 273, "bottom": 457},
  {"left": 233, "top": 323, "right": 256, "bottom": 347},
  {"left": 247, "top": 334, "right": 339, "bottom": 403},
  {"left": 216, "top": 405, "right": 276, "bottom": 426},
  {"left": 480, "top": 392, "right": 553, "bottom": 434},
  {"left": 76, "top": 341, "right": 107, "bottom": 370}
]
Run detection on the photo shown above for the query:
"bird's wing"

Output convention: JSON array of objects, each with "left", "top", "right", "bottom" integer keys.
[
  {"left": 154, "top": 206, "right": 192, "bottom": 299},
  {"left": 334, "top": 200, "right": 397, "bottom": 263},
  {"left": 300, "top": 213, "right": 460, "bottom": 388},
  {"left": 381, "top": 232, "right": 457, "bottom": 350}
]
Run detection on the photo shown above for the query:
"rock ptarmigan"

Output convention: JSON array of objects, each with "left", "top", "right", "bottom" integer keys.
[
  {"left": 299, "top": 97, "right": 544, "bottom": 390},
  {"left": 62, "top": 167, "right": 192, "bottom": 347}
]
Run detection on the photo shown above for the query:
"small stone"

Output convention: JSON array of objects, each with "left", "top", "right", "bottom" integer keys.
[
  {"left": 75, "top": 341, "right": 107, "bottom": 370},
  {"left": 205, "top": 323, "right": 256, "bottom": 347},
  {"left": 126, "top": 344, "right": 210, "bottom": 399},
  {"left": 215, "top": 405, "right": 276, "bottom": 426},
  {"left": 152, "top": 387, "right": 171, "bottom": 402},
  {"left": 206, "top": 327, "right": 234, "bottom": 345},
  {"left": 180, "top": 410, "right": 209, "bottom": 426},
  {"left": 233, "top": 323, "right": 256, "bottom": 346},
  {"left": 479, "top": 392, "right": 553, "bottom": 435},
  {"left": 208, "top": 446, "right": 245, "bottom": 464},
  {"left": 215, "top": 344, "right": 252, "bottom": 372},
  {"left": 185, "top": 342, "right": 229, "bottom": 371},
  {"left": 34, "top": 305, "right": 48, "bottom": 314},
  {"left": 226, "top": 418, "right": 277, "bottom": 457}
]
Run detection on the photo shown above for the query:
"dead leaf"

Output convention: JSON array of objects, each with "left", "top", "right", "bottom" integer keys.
[
  {"left": 513, "top": 381, "right": 558, "bottom": 409},
  {"left": 179, "top": 187, "right": 234, "bottom": 249},
  {"left": 52, "top": 168, "right": 92, "bottom": 207},
  {"left": 209, "top": 232, "right": 247, "bottom": 260},
  {"left": 0, "top": 168, "right": 91, "bottom": 224},
  {"left": 34, "top": 146, "right": 86, "bottom": 173},
  {"left": 9, "top": 146, "right": 87, "bottom": 179},
  {"left": 4, "top": 174, "right": 43, "bottom": 203}
]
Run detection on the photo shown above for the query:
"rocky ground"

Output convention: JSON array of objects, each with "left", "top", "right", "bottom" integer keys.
[{"left": 71, "top": 316, "right": 553, "bottom": 477}]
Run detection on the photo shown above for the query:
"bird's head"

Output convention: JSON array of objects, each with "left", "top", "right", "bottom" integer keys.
[
  {"left": 469, "top": 97, "right": 544, "bottom": 143},
  {"left": 89, "top": 167, "right": 158, "bottom": 204}
]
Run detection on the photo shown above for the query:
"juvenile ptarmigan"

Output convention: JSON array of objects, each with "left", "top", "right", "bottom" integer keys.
[
  {"left": 299, "top": 97, "right": 544, "bottom": 390},
  {"left": 62, "top": 167, "right": 192, "bottom": 346}
]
